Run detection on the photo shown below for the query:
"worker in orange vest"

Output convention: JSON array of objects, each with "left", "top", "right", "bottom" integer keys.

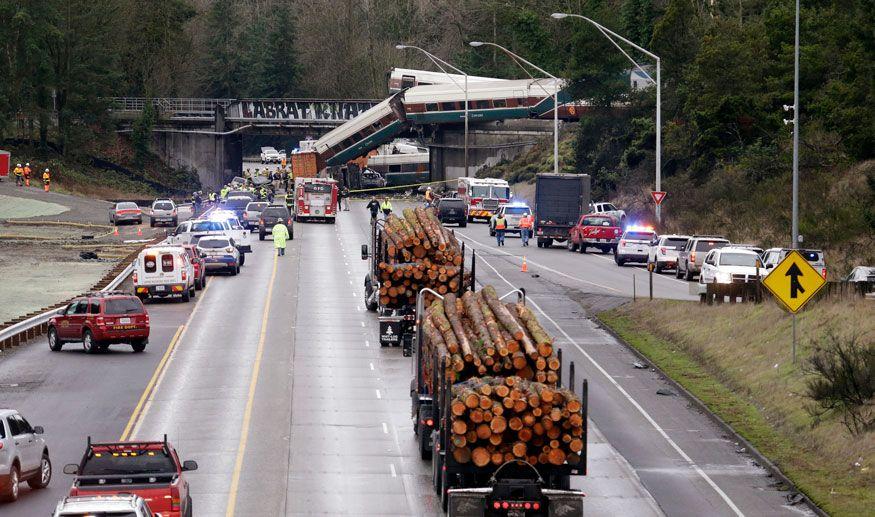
[
  {"left": 42, "top": 169, "right": 51, "bottom": 192},
  {"left": 494, "top": 213, "right": 508, "bottom": 247},
  {"left": 519, "top": 213, "right": 533, "bottom": 247},
  {"left": 23, "top": 163, "right": 32, "bottom": 187}
]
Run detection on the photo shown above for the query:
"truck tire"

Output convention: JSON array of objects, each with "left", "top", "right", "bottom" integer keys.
[
  {"left": 566, "top": 239, "right": 577, "bottom": 252},
  {"left": 545, "top": 238, "right": 553, "bottom": 248},
  {"left": 82, "top": 330, "right": 97, "bottom": 354},
  {"left": 459, "top": 221, "right": 467, "bottom": 228},
  {"left": 579, "top": 244, "right": 587, "bottom": 254},
  {"left": 48, "top": 327, "right": 63, "bottom": 352},
  {"left": 440, "top": 468, "right": 450, "bottom": 512},
  {"left": 676, "top": 265, "right": 683, "bottom": 279},
  {"left": 419, "top": 428, "right": 432, "bottom": 460},
  {"left": 0, "top": 465, "right": 19, "bottom": 502},
  {"left": 433, "top": 451, "right": 443, "bottom": 497},
  {"left": 131, "top": 339, "right": 147, "bottom": 353},
  {"left": 181, "top": 288, "right": 191, "bottom": 303},
  {"left": 684, "top": 267, "right": 694, "bottom": 281}
]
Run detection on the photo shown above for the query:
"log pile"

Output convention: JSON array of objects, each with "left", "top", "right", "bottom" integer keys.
[
  {"left": 376, "top": 207, "right": 466, "bottom": 307},
  {"left": 449, "top": 376, "right": 584, "bottom": 468},
  {"left": 421, "top": 285, "right": 560, "bottom": 391}
]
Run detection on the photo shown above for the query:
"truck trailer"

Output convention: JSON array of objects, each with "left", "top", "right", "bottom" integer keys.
[{"left": 534, "top": 173, "right": 591, "bottom": 248}]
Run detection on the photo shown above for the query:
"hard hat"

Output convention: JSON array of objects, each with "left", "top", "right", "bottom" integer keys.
[
  {"left": 45, "top": 168, "right": 50, "bottom": 172},
  {"left": 17, "top": 163, "right": 21, "bottom": 167},
  {"left": 25, "top": 162, "right": 29, "bottom": 166},
  {"left": 427, "top": 187, "right": 432, "bottom": 190}
]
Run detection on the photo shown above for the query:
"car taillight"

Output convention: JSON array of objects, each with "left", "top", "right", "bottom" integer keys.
[
  {"left": 426, "top": 418, "right": 434, "bottom": 426},
  {"left": 660, "top": 247, "right": 666, "bottom": 255},
  {"left": 133, "top": 272, "right": 138, "bottom": 283},
  {"left": 170, "top": 483, "right": 181, "bottom": 510},
  {"left": 620, "top": 240, "right": 626, "bottom": 247},
  {"left": 691, "top": 252, "right": 697, "bottom": 263},
  {"left": 225, "top": 246, "right": 234, "bottom": 252},
  {"left": 821, "top": 268, "right": 827, "bottom": 279},
  {"left": 181, "top": 270, "right": 187, "bottom": 281},
  {"left": 0, "top": 442, "right": 4, "bottom": 450},
  {"left": 145, "top": 315, "right": 150, "bottom": 326}
]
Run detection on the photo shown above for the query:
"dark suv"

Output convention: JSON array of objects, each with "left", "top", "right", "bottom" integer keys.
[
  {"left": 436, "top": 198, "right": 467, "bottom": 227},
  {"left": 259, "top": 205, "right": 294, "bottom": 240},
  {"left": 48, "top": 292, "right": 150, "bottom": 354}
]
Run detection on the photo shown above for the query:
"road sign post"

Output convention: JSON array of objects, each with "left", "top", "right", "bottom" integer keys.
[{"left": 761, "top": 250, "right": 827, "bottom": 363}]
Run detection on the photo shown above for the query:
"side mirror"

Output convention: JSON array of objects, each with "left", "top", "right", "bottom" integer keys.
[
  {"left": 766, "top": 263, "right": 774, "bottom": 269},
  {"left": 63, "top": 464, "right": 79, "bottom": 475},
  {"left": 182, "top": 460, "right": 198, "bottom": 472},
  {"left": 57, "top": 308, "right": 66, "bottom": 315},
  {"left": 32, "top": 425, "right": 44, "bottom": 434},
  {"left": 361, "top": 244, "right": 369, "bottom": 261}
]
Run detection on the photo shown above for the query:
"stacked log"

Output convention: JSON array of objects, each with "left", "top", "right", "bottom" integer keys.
[
  {"left": 377, "top": 207, "right": 466, "bottom": 307},
  {"left": 449, "top": 376, "right": 584, "bottom": 468},
  {"left": 421, "top": 286, "right": 560, "bottom": 386}
]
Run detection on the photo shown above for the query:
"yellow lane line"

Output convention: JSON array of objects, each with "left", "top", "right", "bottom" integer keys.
[
  {"left": 119, "top": 324, "right": 184, "bottom": 441},
  {"left": 119, "top": 279, "right": 214, "bottom": 440},
  {"left": 225, "top": 253, "right": 279, "bottom": 517}
]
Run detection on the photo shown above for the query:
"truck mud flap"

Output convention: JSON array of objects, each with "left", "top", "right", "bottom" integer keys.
[
  {"left": 379, "top": 318, "right": 402, "bottom": 347},
  {"left": 448, "top": 488, "right": 584, "bottom": 517}
]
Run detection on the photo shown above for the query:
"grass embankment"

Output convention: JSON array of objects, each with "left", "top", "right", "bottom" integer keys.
[{"left": 598, "top": 299, "right": 874, "bottom": 516}]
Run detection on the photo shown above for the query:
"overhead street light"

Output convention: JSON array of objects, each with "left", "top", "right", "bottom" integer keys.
[
  {"left": 468, "top": 41, "right": 562, "bottom": 176},
  {"left": 396, "top": 44, "right": 471, "bottom": 178},
  {"left": 552, "top": 12, "right": 663, "bottom": 224}
]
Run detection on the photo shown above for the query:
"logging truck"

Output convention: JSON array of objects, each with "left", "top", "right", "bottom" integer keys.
[
  {"left": 361, "top": 207, "right": 475, "bottom": 350},
  {"left": 411, "top": 285, "right": 588, "bottom": 515}
]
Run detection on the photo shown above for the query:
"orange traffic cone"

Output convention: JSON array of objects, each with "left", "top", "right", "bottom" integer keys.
[
  {"left": 137, "top": 227, "right": 143, "bottom": 237},
  {"left": 113, "top": 227, "right": 119, "bottom": 236},
  {"left": 521, "top": 256, "right": 528, "bottom": 273},
  {"left": 25, "top": 179, "right": 30, "bottom": 187},
  {"left": 44, "top": 184, "right": 49, "bottom": 192}
]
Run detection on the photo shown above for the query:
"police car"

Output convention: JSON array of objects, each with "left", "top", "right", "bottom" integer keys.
[{"left": 615, "top": 226, "right": 657, "bottom": 266}]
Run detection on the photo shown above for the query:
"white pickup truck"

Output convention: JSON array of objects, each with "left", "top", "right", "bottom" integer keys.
[
  {"left": 589, "top": 201, "right": 626, "bottom": 224},
  {"left": 260, "top": 146, "right": 281, "bottom": 163},
  {"left": 168, "top": 218, "right": 251, "bottom": 265}
]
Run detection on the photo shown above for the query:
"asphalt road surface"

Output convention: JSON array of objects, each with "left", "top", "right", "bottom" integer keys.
[{"left": 1, "top": 199, "right": 815, "bottom": 516}]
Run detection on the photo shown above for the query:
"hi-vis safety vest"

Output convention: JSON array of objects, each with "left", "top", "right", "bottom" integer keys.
[
  {"left": 519, "top": 215, "right": 533, "bottom": 229},
  {"left": 380, "top": 200, "right": 392, "bottom": 211},
  {"left": 495, "top": 217, "right": 507, "bottom": 230}
]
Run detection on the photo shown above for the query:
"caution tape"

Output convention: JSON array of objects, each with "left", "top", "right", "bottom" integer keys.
[{"left": 348, "top": 179, "right": 454, "bottom": 194}]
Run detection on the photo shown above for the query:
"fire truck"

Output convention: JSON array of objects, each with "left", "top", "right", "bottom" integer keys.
[
  {"left": 456, "top": 177, "right": 510, "bottom": 222},
  {"left": 290, "top": 177, "right": 338, "bottom": 223}
]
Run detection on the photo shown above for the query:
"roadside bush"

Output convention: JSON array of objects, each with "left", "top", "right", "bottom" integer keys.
[{"left": 805, "top": 329, "right": 875, "bottom": 435}]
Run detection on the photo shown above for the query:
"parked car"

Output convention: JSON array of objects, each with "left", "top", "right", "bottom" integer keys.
[
  {"left": 197, "top": 236, "right": 241, "bottom": 275},
  {"left": 207, "top": 212, "right": 252, "bottom": 257},
  {"left": 48, "top": 292, "right": 150, "bottom": 353},
  {"left": 242, "top": 201, "right": 269, "bottom": 230},
  {"left": 490, "top": 204, "right": 531, "bottom": 235},
  {"left": 677, "top": 235, "right": 730, "bottom": 280},
  {"left": 260, "top": 146, "right": 281, "bottom": 163},
  {"left": 258, "top": 205, "right": 294, "bottom": 241},
  {"left": 54, "top": 494, "right": 160, "bottom": 517},
  {"left": 436, "top": 198, "right": 468, "bottom": 227},
  {"left": 699, "top": 247, "right": 763, "bottom": 285},
  {"left": 226, "top": 190, "right": 256, "bottom": 201},
  {"left": 647, "top": 234, "right": 690, "bottom": 273},
  {"left": 181, "top": 244, "right": 207, "bottom": 290},
  {"left": 149, "top": 199, "right": 177, "bottom": 227},
  {"left": 761, "top": 248, "right": 827, "bottom": 279},
  {"left": 109, "top": 202, "right": 142, "bottom": 225},
  {"left": 0, "top": 409, "right": 51, "bottom": 502},
  {"left": 615, "top": 226, "right": 657, "bottom": 266},
  {"left": 133, "top": 246, "right": 197, "bottom": 302},
  {"left": 845, "top": 266, "right": 875, "bottom": 283},
  {"left": 224, "top": 196, "right": 253, "bottom": 222},
  {"left": 360, "top": 169, "right": 387, "bottom": 189},
  {"left": 568, "top": 213, "right": 621, "bottom": 253},
  {"left": 64, "top": 437, "right": 196, "bottom": 517},
  {"left": 588, "top": 201, "right": 626, "bottom": 225}
]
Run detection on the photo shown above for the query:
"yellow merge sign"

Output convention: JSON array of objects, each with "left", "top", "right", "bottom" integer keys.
[{"left": 762, "top": 250, "right": 827, "bottom": 313}]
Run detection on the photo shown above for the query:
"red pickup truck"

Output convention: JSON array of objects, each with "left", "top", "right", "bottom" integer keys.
[
  {"left": 567, "top": 213, "right": 622, "bottom": 254},
  {"left": 64, "top": 437, "right": 197, "bottom": 517}
]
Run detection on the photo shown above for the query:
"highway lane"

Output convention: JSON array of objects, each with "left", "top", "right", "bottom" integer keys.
[
  {"left": 463, "top": 228, "right": 815, "bottom": 516},
  {"left": 452, "top": 217, "right": 697, "bottom": 301}
]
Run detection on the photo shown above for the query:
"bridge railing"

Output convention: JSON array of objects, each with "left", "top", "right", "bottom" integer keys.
[{"left": 107, "top": 97, "right": 235, "bottom": 120}]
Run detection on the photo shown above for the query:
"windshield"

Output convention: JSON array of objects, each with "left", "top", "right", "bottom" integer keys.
[
  {"left": 223, "top": 218, "right": 243, "bottom": 230},
  {"left": 696, "top": 240, "right": 728, "bottom": 252},
  {"left": 246, "top": 203, "right": 268, "bottom": 212},
  {"left": 663, "top": 238, "right": 688, "bottom": 250},
  {"left": 719, "top": 253, "right": 758, "bottom": 267},
  {"left": 625, "top": 231, "right": 654, "bottom": 241},
  {"left": 190, "top": 221, "right": 225, "bottom": 232},
  {"left": 104, "top": 298, "right": 143, "bottom": 315},
  {"left": 503, "top": 206, "right": 530, "bottom": 215},
  {"left": 117, "top": 202, "right": 138, "bottom": 210},
  {"left": 199, "top": 239, "right": 230, "bottom": 248},
  {"left": 263, "top": 208, "right": 290, "bottom": 218},
  {"left": 304, "top": 183, "right": 332, "bottom": 193},
  {"left": 493, "top": 186, "right": 510, "bottom": 199},
  {"left": 226, "top": 198, "right": 250, "bottom": 208},
  {"left": 153, "top": 202, "right": 173, "bottom": 210},
  {"left": 471, "top": 186, "right": 490, "bottom": 198},
  {"left": 583, "top": 216, "right": 613, "bottom": 227},
  {"left": 81, "top": 450, "right": 176, "bottom": 475},
  {"left": 440, "top": 200, "right": 464, "bottom": 208}
]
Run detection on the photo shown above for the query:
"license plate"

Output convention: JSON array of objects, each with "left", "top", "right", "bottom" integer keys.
[
  {"left": 119, "top": 317, "right": 131, "bottom": 324},
  {"left": 155, "top": 285, "right": 165, "bottom": 292}
]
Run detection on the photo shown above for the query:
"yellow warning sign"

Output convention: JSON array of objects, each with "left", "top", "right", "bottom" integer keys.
[{"left": 762, "top": 250, "right": 827, "bottom": 313}]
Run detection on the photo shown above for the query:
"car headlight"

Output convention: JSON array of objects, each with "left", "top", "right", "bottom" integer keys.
[{"left": 715, "top": 271, "right": 732, "bottom": 284}]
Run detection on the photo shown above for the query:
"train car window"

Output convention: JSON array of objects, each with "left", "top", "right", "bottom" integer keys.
[
  {"left": 389, "top": 165, "right": 402, "bottom": 173},
  {"left": 440, "top": 102, "right": 457, "bottom": 111},
  {"left": 494, "top": 99, "right": 507, "bottom": 108},
  {"left": 402, "top": 75, "right": 416, "bottom": 89},
  {"left": 426, "top": 103, "right": 439, "bottom": 112},
  {"left": 475, "top": 100, "right": 490, "bottom": 109}
]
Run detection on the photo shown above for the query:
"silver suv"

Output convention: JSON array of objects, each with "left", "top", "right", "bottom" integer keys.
[
  {"left": 150, "top": 199, "right": 178, "bottom": 227},
  {"left": 677, "top": 235, "right": 730, "bottom": 280},
  {"left": 54, "top": 494, "right": 162, "bottom": 517},
  {"left": 1, "top": 409, "right": 51, "bottom": 502}
]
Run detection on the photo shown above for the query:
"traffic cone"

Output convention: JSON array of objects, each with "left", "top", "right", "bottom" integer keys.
[
  {"left": 137, "top": 227, "right": 142, "bottom": 237},
  {"left": 521, "top": 256, "right": 528, "bottom": 273},
  {"left": 25, "top": 179, "right": 30, "bottom": 187},
  {"left": 44, "top": 184, "right": 49, "bottom": 192},
  {"left": 113, "top": 227, "right": 119, "bottom": 236}
]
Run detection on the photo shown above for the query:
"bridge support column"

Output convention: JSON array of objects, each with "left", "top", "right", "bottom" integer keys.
[
  {"left": 427, "top": 120, "right": 553, "bottom": 182},
  {"left": 151, "top": 131, "right": 242, "bottom": 190}
]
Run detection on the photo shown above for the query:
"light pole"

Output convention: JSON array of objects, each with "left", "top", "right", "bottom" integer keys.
[
  {"left": 552, "top": 13, "right": 663, "bottom": 224},
  {"left": 396, "top": 44, "right": 471, "bottom": 178},
  {"left": 469, "top": 41, "right": 561, "bottom": 175}
]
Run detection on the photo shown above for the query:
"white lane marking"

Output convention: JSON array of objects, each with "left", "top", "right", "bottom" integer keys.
[
  {"left": 456, "top": 233, "right": 621, "bottom": 293},
  {"left": 390, "top": 463, "right": 397, "bottom": 477},
  {"left": 360, "top": 321, "right": 366, "bottom": 327},
  {"left": 382, "top": 422, "right": 389, "bottom": 434},
  {"left": 474, "top": 252, "right": 745, "bottom": 516},
  {"left": 375, "top": 389, "right": 382, "bottom": 399},
  {"left": 365, "top": 340, "right": 370, "bottom": 347}
]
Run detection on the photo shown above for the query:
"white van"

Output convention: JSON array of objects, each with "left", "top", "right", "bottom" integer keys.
[{"left": 133, "top": 246, "right": 197, "bottom": 302}]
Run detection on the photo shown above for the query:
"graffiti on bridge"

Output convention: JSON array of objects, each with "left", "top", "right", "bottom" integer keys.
[{"left": 236, "top": 100, "right": 377, "bottom": 122}]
